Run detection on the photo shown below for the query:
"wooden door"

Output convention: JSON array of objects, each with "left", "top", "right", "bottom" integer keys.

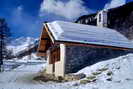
[
  {"left": 49, "top": 47, "right": 60, "bottom": 64},
  {"left": 49, "top": 47, "right": 60, "bottom": 73}
]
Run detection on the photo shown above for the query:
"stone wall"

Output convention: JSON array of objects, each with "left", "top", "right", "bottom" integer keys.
[{"left": 65, "top": 45, "right": 129, "bottom": 73}]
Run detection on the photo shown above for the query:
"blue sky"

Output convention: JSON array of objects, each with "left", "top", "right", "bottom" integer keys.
[{"left": 0, "top": 0, "right": 132, "bottom": 38}]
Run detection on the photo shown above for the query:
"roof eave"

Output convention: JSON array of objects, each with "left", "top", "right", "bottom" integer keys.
[{"left": 56, "top": 40, "right": 133, "bottom": 50}]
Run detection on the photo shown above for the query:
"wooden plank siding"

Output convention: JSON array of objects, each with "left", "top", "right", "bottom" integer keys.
[
  {"left": 37, "top": 24, "right": 57, "bottom": 57},
  {"left": 37, "top": 26, "right": 51, "bottom": 56}
]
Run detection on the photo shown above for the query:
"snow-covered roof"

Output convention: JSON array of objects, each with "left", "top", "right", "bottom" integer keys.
[{"left": 46, "top": 21, "right": 133, "bottom": 49}]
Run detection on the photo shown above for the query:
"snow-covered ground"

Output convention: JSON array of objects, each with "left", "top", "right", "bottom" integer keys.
[
  {"left": 77, "top": 53, "right": 133, "bottom": 89},
  {"left": 0, "top": 63, "right": 47, "bottom": 89},
  {"left": 0, "top": 53, "right": 133, "bottom": 89}
]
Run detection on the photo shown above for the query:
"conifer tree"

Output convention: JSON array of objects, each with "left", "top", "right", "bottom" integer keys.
[{"left": 0, "top": 18, "right": 11, "bottom": 72}]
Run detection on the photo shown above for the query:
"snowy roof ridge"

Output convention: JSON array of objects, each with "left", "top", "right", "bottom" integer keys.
[
  {"left": 46, "top": 21, "right": 133, "bottom": 49},
  {"left": 47, "top": 21, "right": 63, "bottom": 40}
]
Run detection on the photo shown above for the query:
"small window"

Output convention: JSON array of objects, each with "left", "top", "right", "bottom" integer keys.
[{"left": 99, "top": 13, "right": 101, "bottom": 22}]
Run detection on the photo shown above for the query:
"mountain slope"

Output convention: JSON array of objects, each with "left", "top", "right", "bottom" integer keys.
[{"left": 7, "top": 37, "right": 39, "bottom": 58}]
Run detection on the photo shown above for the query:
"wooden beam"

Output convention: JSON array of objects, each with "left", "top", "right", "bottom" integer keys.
[
  {"left": 56, "top": 41, "right": 130, "bottom": 50},
  {"left": 36, "top": 53, "right": 46, "bottom": 56},
  {"left": 37, "top": 26, "right": 48, "bottom": 57},
  {"left": 41, "top": 38, "right": 49, "bottom": 40},
  {"left": 45, "top": 24, "right": 55, "bottom": 44},
  {"left": 38, "top": 50, "right": 46, "bottom": 53}
]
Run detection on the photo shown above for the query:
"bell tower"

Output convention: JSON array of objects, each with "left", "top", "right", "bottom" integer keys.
[{"left": 97, "top": 10, "right": 108, "bottom": 27}]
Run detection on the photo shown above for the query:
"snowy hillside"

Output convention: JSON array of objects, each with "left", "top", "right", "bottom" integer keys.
[
  {"left": 7, "top": 37, "right": 38, "bottom": 55},
  {"left": 0, "top": 53, "right": 133, "bottom": 89},
  {"left": 76, "top": 53, "right": 133, "bottom": 89},
  {"left": 10, "top": 37, "right": 36, "bottom": 46},
  {"left": 7, "top": 37, "right": 39, "bottom": 59}
]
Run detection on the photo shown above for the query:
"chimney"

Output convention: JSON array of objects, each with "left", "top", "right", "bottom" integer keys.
[{"left": 97, "top": 10, "right": 108, "bottom": 27}]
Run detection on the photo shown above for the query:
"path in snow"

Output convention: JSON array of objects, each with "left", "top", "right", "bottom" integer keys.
[
  {"left": 0, "top": 62, "right": 74, "bottom": 89},
  {"left": 0, "top": 64, "right": 45, "bottom": 84}
]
